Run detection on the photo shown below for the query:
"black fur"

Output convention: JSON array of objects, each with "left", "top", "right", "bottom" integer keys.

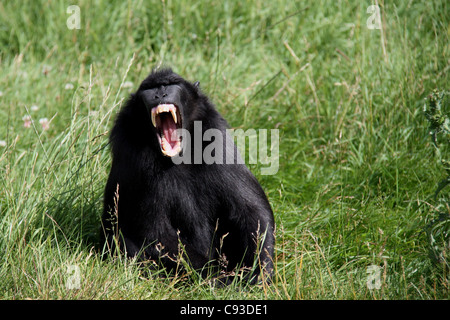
[{"left": 101, "top": 68, "right": 275, "bottom": 284}]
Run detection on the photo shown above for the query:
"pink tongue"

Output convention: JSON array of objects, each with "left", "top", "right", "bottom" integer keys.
[{"left": 162, "top": 120, "right": 177, "bottom": 148}]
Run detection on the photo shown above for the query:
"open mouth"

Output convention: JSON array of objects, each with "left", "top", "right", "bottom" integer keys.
[{"left": 151, "top": 104, "right": 182, "bottom": 157}]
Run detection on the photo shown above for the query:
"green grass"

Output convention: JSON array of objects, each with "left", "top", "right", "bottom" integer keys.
[{"left": 0, "top": 0, "right": 449, "bottom": 299}]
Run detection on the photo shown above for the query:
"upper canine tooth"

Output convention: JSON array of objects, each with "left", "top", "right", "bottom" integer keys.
[
  {"left": 170, "top": 109, "right": 177, "bottom": 124},
  {"left": 151, "top": 110, "right": 156, "bottom": 127}
]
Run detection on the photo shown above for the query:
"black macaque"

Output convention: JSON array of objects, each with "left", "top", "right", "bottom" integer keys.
[{"left": 101, "top": 68, "right": 275, "bottom": 285}]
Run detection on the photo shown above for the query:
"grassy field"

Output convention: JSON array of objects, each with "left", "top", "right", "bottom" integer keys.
[{"left": 0, "top": 0, "right": 448, "bottom": 300}]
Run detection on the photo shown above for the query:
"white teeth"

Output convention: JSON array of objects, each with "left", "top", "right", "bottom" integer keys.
[
  {"left": 161, "top": 144, "right": 181, "bottom": 157},
  {"left": 151, "top": 104, "right": 181, "bottom": 157},
  {"left": 151, "top": 111, "right": 156, "bottom": 127},
  {"left": 160, "top": 135, "right": 181, "bottom": 157},
  {"left": 151, "top": 104, "right": 178, "bottom": 126},
  {"left": 170, "top": 109, "right": 177, "bottom": 124}
]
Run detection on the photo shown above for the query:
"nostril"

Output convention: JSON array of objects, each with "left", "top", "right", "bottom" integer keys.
[
  {"left": 162, "top": 93, "right": 168, "bottom": 97},
  {"left": 154, "top": 95, "right": 159, "bottom": 99}
]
